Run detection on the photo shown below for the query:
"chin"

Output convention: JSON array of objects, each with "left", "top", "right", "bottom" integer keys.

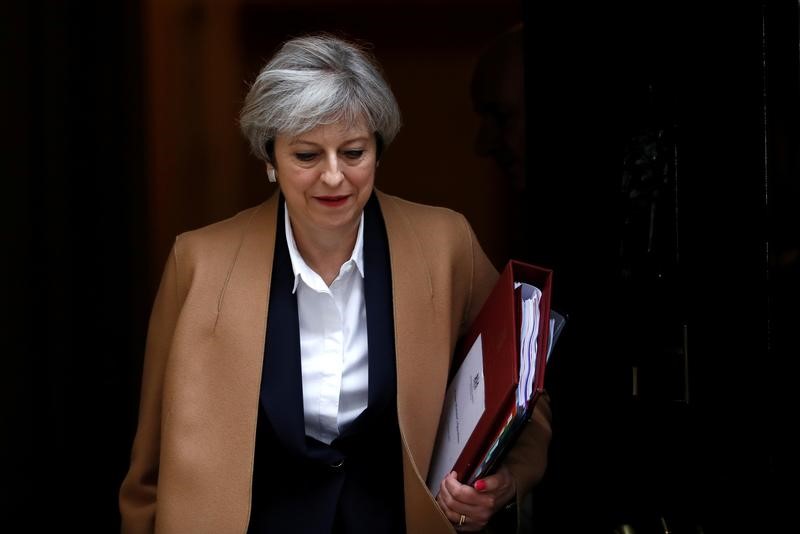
[{"left": 314, "top": 213, "right": 359, "bottom": 232}]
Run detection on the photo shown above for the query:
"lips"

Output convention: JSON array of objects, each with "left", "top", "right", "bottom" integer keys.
[{"left": 314, "top": 195, "right": 350, "bottom": 207}]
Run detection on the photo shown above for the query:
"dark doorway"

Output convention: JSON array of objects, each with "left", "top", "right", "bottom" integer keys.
[{"left": 523, "top": 3, "right": 798, "bottom": 533}]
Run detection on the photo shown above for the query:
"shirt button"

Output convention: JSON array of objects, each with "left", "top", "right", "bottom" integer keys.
[{"left": 329, "top": 458, "right": 345, "bottom": 471}]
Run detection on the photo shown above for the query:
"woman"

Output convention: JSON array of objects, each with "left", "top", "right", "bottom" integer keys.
[{"left": 119, "top": 34, "right": 551, "bottom": 534}]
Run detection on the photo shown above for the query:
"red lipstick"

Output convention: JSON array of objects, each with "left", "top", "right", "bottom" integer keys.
[{"left": 315, "top": 195, "right": 349, "bottom": 207}]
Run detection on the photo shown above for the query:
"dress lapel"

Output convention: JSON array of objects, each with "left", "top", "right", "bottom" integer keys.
[
  {"left": 259, "top": 198, "right": 308, "bottom": 455},
  {"left": 338, "top": 193, "right": 397, "bottom": 439}
]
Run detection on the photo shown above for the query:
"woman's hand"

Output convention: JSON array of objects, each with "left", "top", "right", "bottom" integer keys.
[{"left": 435, "top": 466, "right": 516, "bottom": 531}]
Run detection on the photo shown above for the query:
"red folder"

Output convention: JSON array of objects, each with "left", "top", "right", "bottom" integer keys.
[{"left": 447, "top": 260, "right": 552, "bottom": 484}]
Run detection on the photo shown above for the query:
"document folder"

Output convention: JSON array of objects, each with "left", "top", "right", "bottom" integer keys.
[{"left": 427, "top": 260, "right": 554, "bottom": 493}]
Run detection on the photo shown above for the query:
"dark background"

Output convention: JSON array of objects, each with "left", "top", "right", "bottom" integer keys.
[
  {"left": 2, "top": 1, "right": 797, "bottom": 532},
  {"left": 3, "top": 0, "right": 148, "bottom": 530},
  {"left": 524, "top": 2, "right": 799, "bottom": 533}
]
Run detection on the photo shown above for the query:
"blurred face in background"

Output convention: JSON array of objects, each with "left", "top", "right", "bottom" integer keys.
[{"left": 471, "top": 30, "right": 526, "bottom": 193}]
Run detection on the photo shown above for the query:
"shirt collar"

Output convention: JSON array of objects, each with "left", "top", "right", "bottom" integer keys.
[{"left": 283, "top": 202, "right": 365, "bottom": 294}]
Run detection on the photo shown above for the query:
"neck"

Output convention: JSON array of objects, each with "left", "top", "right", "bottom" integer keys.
[{"left": 289, "top": 216, "right": 360, "bottom": 286}]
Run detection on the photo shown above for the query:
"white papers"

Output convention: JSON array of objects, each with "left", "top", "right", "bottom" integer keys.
[
  {"left": 515, "top": 282, "right": 542, "bottom": 410},
  {"left": 426, "top": 335, "right": 486, "bottom": 494}
]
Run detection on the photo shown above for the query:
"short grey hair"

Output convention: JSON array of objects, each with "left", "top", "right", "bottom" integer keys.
[{"left": 240, "top": 34, "right": 402, "bottom": 162}]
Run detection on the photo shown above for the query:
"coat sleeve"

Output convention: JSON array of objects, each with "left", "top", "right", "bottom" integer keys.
[
  {"left": 460, "top": 217, "right": 553, "bottom": 514},
  {"left": 502, "top": 392, "right": 552, "bottom": 506},
  {"left": 119, "top": 240, "right": 185, "bottom": 534}
]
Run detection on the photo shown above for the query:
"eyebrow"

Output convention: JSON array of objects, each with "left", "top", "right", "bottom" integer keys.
[{"left": 288, "top": 136, "right": 371, "bottom": 146}]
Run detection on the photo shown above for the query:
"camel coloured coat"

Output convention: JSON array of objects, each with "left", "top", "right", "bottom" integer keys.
[{"left": 119, "top": 190, "right": 552, "bottom": 533}]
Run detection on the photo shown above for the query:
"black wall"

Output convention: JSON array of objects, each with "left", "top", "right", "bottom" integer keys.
[
  {"left": 2, "top": 1, "right": 146, "bottom": 530},
  {"left": 525, "top": 2, "right": 798, "bottom": 533}
]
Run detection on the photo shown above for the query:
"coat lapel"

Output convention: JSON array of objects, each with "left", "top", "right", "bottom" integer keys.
[
  {"left": 177, "top": 193, "right": 278, "bottom": 530},
  {"left": 377, "top": 192, "right": 451, "bottom": 480},
  {"left": 210, "top": 193, "right": 278, "bottom": 395}
]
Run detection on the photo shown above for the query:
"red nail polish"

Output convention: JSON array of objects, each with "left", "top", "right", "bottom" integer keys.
[{"left": 474, "top": 479, "right": 487, "bottom": 491}]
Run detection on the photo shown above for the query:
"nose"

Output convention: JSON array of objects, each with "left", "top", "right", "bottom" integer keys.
[{"left": 320, "top": 152, "right": 344, "bottom": 187}]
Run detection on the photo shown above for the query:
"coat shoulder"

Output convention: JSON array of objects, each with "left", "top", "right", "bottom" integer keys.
[
  {"left": 376, "top": 192, "right": 470, "bottom": 246},
  {"left": 177, "top": 203, "right": 263, "bottom": 246},
  {"left": 174, "top": 198, "right": 276, "bottom": 264}
]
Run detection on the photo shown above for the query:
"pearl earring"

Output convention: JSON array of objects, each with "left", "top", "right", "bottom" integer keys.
[{"left": 267, "top": 168, "right": 277, "bottom": 183}]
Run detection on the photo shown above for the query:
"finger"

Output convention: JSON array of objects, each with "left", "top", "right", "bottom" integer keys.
[
  {"left": 436, "top": 492, "right": 487, "bottom": 532},
  {"left": 438, "top": 472, "right": 457, "bottom": 506},
  {"left": 474, "top": 467, "right": 517, "bottom": 513},
  {"left": 439, "top": 473, "right": 480, "bottom": 516},
  {"left": 439, "top": 485, "right": 494, "bottom": 525},
  {"left": 437, "top": 498, "right": 486, "bottom": 533},
  {"left": 443, "top": 473, "right": 495, "bottom": 509},
  {"left": 473, "top": 477, "right": 490, "bottom": 492},
  {"left": 473, "top": 471, "right": 508, "bottom": 493}
]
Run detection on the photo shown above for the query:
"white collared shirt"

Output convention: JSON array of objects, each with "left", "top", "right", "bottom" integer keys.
[{"left": 284, "top": 204, "right": 369, "bottom": 445}]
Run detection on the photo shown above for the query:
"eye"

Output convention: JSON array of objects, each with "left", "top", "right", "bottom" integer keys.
[
  {"left": 294, "top": 152, "right": 317, "bottom": 162},
  {"left": 342, "top": 149, "right": 365, "bottom": 160}
]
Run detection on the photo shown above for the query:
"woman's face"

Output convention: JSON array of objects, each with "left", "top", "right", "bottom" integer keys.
[{"left": 272, "top": 120, "right": 376, "bottom": 244}]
